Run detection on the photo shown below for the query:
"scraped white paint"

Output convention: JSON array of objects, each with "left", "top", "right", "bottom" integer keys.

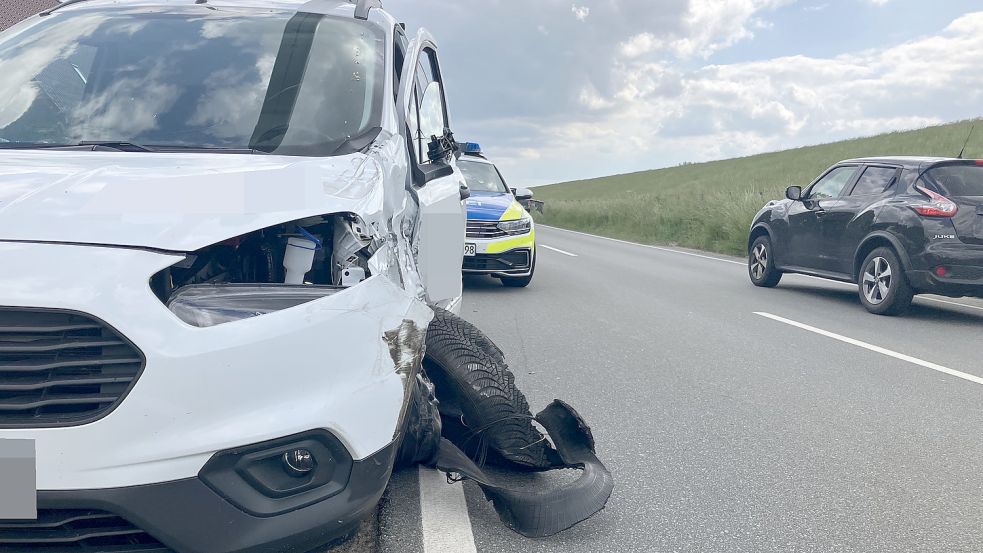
[
  {"left": 755, "top": 311, "right": 983, "bottom": 386},
  {"left": 418, "top": 466, "right": 478, "bottom": 553}
]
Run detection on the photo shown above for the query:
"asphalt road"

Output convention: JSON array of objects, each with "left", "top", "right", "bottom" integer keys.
[{"left": 367, "top": 225, "right": 983, "bottom": 553}]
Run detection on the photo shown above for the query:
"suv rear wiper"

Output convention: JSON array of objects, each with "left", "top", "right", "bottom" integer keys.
[{"left": 78, "top": 141, "right": 156, "bottom": 152}]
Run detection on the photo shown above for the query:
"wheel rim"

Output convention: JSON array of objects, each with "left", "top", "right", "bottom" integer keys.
[
  {"left": 862, "top": 256, "right": 892, "bottom": 305},
  {"left": 750, "top": 243, "right": 768, "bottom": 280}
]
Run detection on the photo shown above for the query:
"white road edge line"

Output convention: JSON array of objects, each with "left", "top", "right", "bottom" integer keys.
[
  {"left": 789, "top": 273, "right": 983, "bottom": 313},
  {"left": 540, "top": 244, "right": 578, "bottom": 257},
  {"left": 920, "top": 296, "right": 983, "bottom": 312},
  {"left": 541, "top": 225, "right": 983, "bottom": 313},
  {"left": 418, "top": 466, "right": 478, "bottom": 553},
  {"left": 539, "top": 224, "right": 745, "bottom": 265},
  {"left": 754, "top": 311, "right": 983, "bottom": 386}
]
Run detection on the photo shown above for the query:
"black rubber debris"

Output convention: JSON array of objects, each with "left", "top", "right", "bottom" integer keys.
[{"left": 431, "top": 400, "right": 614, "bottom": 538}]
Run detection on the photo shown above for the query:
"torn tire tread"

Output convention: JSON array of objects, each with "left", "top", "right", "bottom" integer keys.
[{"left": 425, "top": 308, "right": 550, "bottom": 469}]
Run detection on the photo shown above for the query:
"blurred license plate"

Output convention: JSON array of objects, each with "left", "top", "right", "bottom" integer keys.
[
  {"left": 0, "top": 439, "right": 36, "bottom": 519},
  {"left": 464, "top": 243, "right": 477, "bottom": 257}
]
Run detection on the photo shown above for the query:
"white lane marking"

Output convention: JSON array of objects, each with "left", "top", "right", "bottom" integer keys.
[
  {"left": 921, "top": 296, "right": 983, "bottom": 312},
  {"left": 540, "top": 244, "right": 578, "bottom": 257},
  {"left": 754, "top": 311, "right": 983, "bottom": 386},
  {"left": 418, "top": 466, "right": 478, "bottom": 553},
  {"left": 539, "top": 224, "right": 745, "bottom": 265},
  {"left": 541, "top": 225, "right": 983, "bottom": 314}
]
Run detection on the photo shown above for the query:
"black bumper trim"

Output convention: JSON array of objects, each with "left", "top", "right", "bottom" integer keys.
[
  {"left": 462, "top": 249, "right": 533, "bottom": 276},
  {"left": 906, "top": 270, "right": 983, "bottom": 298},
  {"left": 34, "top": 441, "right": 397, "bottom": 553}
]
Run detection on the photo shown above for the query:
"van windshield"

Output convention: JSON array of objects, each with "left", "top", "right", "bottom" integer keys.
[{"left": 0, "top": 8, "right": 384, "bottom": 156}]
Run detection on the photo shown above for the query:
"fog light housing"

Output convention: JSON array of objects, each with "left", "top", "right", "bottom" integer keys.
[
  {"left": 199, "top": 430, "right": 353, "bottom": 516},
  {"left": 283, "top": 448, "right": 317, "bottom": 476}
]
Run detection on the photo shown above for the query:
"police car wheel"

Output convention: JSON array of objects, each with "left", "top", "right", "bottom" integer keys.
[
  {"left": 423, "top": 307, "right": 553, "bottom": 469},
  {"left": 500, "top": 251, "right": 535, "bottom": 288}
]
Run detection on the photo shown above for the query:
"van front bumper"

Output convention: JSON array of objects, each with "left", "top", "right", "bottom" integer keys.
[{"left": 2, "top": 439, "right": 397, "bottom": 553}]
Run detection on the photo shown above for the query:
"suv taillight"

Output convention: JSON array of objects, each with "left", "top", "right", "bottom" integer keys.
[{"left": 911, "top": 186, "right": 958, "bottom": 217}]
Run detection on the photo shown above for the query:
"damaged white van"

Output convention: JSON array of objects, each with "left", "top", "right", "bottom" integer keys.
[{"left": 0, "top": 1, "right": 612, "bottom": 552}]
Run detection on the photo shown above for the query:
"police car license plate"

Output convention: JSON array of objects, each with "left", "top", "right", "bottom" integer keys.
[{"left": 464, "top": 243, "right": 476, "bottom": 257}]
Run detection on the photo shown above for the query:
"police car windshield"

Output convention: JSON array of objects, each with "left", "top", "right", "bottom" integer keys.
[
  {"left": 459, "top": 158, "right": 510, "bottom": 194},
  {"left": 0, "top": 8, "right": 383, "bottom": 156}
]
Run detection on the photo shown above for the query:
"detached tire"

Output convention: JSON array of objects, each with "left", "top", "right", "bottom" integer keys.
[
  {"left": 749, "top": 235, "right": 782, "bottom": 288},
  {"left": 858, "top": 247, "right": 913, "bottom": 316},
  {"left": 423, "top": 308, "right": 552, "bottom": 469},
  {"left": 500, "top": 250, "right": 536, "bottom": 288}
]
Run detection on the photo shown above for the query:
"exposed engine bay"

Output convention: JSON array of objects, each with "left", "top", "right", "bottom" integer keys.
[{"left": 150, "top": 213, "right": 376, "bottom": 302}]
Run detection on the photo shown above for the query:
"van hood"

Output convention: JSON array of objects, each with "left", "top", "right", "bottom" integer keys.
[{"left": 0, "top": 150, "right": 382, "bottom": 252}]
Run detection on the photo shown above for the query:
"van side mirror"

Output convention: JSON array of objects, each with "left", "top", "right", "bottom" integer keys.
[
  {"left": 785, "top": 186, "right": 803, "bottom": 201},
  {"left": 513, "top": 188, "right": 534, "bottom": 201},
  {"left": 414, "top": 161, "right": 454, "bottom": 185}
]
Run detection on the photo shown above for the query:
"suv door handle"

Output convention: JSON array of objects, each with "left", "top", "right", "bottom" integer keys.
[{"left": 815, "top": 210, "right": 828, "bottom": 218}]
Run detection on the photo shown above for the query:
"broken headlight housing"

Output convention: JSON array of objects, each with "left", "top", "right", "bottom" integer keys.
[
  {"left": 497, "top": 216, "right": 532, "bottom": 236},
  {"left": 167, "top": 284, "right": 344, "bottom": 328}
]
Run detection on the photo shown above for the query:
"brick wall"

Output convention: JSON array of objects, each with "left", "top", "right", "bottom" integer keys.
[{"left": 0, "top": 0, "right": 59, "bottom": 31}]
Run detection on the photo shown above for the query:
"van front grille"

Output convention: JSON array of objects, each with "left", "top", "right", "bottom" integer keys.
[{"left": 0, "top": 308, "right": 144, "bottom": 427}]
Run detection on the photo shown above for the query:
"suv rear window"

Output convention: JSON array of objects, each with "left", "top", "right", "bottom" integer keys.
[
  {"left": 923, "top": 165, "right": 983, "bottom": 197},
  {"left": 0, "top": 8, "right": 384, "bottom": 156}
]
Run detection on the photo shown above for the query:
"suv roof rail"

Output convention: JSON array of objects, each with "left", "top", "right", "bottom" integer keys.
[{"left": 353, "top": 0, "right": 382, "bottom": 20}]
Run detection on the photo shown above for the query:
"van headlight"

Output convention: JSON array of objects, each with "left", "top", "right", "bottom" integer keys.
[
  {"left": 167, "top": 284, "right": 344, "bottom": 327},
  {"left": 497, "top": 216, "right": 532, "bottom": 235}
]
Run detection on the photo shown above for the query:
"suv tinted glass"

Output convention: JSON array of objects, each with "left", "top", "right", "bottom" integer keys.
[
  {"left": 0, "top": 9, "right": 384, "bottom": 156},
  {"left": 808, "top": 166, "right": 857, "bottom": 199},
  {"left": 924, "top": 165, "right": 983, "bottom": 197},
  {"left": 851, "top": 166, "right": 896, "bottom": 196}
]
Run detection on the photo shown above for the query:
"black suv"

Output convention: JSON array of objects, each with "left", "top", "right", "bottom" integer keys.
[{"left": 748, "top": 157, "right": 983, "bottom": 315}]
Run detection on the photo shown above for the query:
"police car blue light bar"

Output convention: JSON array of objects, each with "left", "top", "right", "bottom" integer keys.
[{"left": 462, "top": 142, "right": 482, "bottom": 154}]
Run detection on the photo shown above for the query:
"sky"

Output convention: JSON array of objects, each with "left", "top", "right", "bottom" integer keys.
[{"left": 396, "top": 0, "right": 983, "bottom": 186}]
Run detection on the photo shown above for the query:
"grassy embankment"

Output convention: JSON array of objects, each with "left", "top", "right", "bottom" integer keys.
[{"left": 533, "top": 119, "right": 983, "bottom": 256}]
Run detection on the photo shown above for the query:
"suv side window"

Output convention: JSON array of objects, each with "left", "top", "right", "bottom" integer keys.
[
  {"left": 808, "top": 166, "right": 857, "bottom": 199},
  {"left": 850, "top": 166, "right": 898, "bottom": 196}
]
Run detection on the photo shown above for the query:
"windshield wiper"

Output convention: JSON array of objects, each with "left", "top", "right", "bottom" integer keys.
[
  {"left": 143, "top": 145, "right": 271, "bottom": 155},
  {"left": 0, "top": 142, "right": 74, "bottom": 149},
  {"left": 78, "top": 141, "right": 156, "bottom": 152}
]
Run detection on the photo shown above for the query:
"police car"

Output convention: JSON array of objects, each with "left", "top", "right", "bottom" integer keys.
[{"left": 459, "top": 143, "right": 536, "bottom": 287}]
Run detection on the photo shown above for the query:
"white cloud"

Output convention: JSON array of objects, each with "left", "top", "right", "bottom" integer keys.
[
  {"left": 571, "top": 4, "right": 590, "bottom": 21},
  {"left": 619, "top": 0, "right": 790, "bottom": 60},
  {"left": 510, "top": 11, "right": 983, "bottom": 183},
  {"left": 869, "top": 0, "right": 890, "bottom": 5}
]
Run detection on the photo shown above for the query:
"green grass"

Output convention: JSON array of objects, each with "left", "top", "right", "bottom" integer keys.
[{"left": 533, "top": 119, "right": 983, "bottom": 256}]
